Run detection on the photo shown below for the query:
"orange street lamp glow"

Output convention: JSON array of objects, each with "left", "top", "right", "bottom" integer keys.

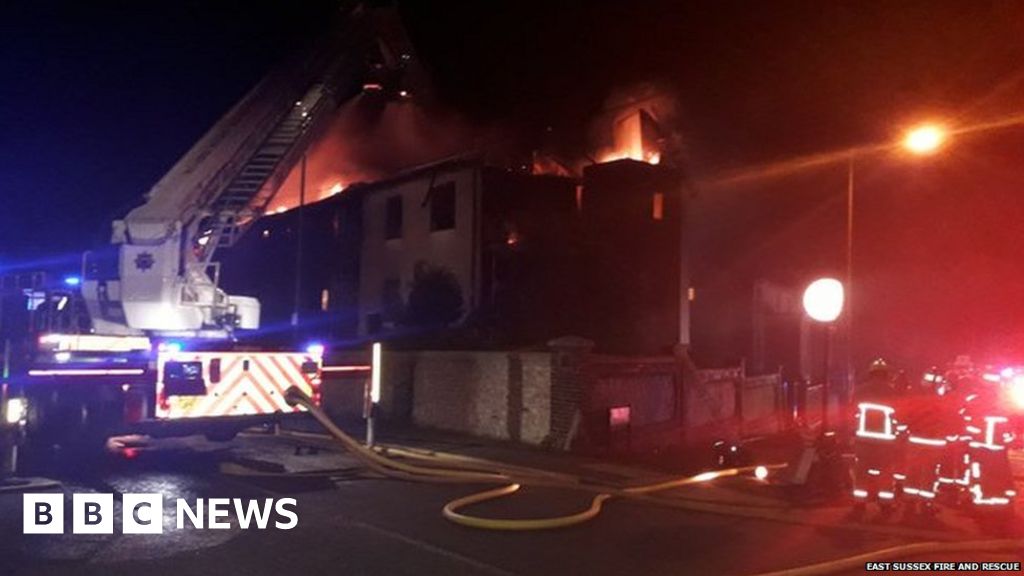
[{"left": 903, "top": 124, "right": 946, "bottom": 155}]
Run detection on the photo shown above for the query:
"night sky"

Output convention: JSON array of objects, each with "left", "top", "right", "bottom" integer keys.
[{"left": 3, "top": 0, "right": 1024, "bottom": 367}]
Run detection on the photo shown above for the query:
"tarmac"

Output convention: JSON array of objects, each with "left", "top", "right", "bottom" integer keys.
[{"left": 0, "top": 420, "right": 1022, "bottom": 575}]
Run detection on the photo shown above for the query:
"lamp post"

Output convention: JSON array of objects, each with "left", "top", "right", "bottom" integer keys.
[
  {"left": 803, "top": 277, "right": 845, "bottom": 431},
  {"left": 844, "top": 123, "right": 946, "bottom": 402}
]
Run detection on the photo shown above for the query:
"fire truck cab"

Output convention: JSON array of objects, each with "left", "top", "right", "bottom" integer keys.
[{"left": 1, "top": 274, "right": 322, "bottom": 469}]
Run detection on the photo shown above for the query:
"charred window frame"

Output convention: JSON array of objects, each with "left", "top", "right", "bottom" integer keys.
[
  {"left": 385, "top": 196, "right": 403, "bottom": 240},
  {"left": 429, "top": 182, "right": 456, "bottom": 231}
]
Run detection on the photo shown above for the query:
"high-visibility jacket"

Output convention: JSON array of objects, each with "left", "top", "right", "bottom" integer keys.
[{"left": 960, "top": 388, "right": 1015, "bottom": 507}]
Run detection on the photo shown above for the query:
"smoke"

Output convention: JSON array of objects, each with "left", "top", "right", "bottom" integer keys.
[
  {"left": 270, "top": 81, "right": 687, "bottom": 208},
  {"left": 269, "top": 94, "right": 479, "bottom": 209}
]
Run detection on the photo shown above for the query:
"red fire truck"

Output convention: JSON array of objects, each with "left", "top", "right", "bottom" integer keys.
[
  {"left": 0, "top": 4, "right": 413, "bottom": 470},
  {"left": 1, "top": 274, "right": 323, "bottom": 463}
]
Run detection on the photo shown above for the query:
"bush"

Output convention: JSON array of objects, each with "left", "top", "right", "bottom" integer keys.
[{"left": 403, "top": 263, "right": 464, "bottom": 327}]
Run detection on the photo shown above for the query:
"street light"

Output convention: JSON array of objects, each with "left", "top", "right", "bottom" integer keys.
[
  {"left": 803, "top": 278, "right": 845, "bottom": 431},
  {"left": 704, "top": 122, "right": 949, "bottom": 412},
  {"left": 803, "top": 278, "right": 844, "bottom": 323},
  {"left": 902, "top": 123, "right": 947, "bottom": 155},
  {"left": 844, "top": 121, "right": 946, "bottom": 401}
]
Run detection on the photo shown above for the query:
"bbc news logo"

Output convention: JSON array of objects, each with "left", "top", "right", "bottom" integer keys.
[{"left": 23, "top": 494, "right": 298, "bottom": 534}]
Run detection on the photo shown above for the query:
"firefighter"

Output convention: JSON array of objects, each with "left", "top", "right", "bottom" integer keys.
[
  {"left": 851, "top": 359, "right": 904, "bottom": 510},
  {"left": 930, "top": 372, "right": 978, "bottom": 502},
  {"left": 961, "top": 383, "right": 1016, "bottom": 514},
  {"left": 897, "top": 371, "right": 951, "bottom": 514}
]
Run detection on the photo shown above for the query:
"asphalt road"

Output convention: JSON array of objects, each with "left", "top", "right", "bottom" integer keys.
[{"left": 2, "top": 431, "right": 1023, "bottom": 576}]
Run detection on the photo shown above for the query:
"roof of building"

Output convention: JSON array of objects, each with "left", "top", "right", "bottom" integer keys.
[{"left": 344, "top": 153, "right": 485, "bottom": 196}]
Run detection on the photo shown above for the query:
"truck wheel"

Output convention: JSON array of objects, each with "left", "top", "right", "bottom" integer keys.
[
  {"left": 25, "top": 395, "right": 115, "bottom": 463},
  {"left": 14, "top": 434, "right": 60, "bottom": 474}
]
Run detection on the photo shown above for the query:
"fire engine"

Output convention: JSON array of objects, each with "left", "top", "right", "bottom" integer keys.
[{"left": 0, "top": 3, "right": 411, "bottom": 470}]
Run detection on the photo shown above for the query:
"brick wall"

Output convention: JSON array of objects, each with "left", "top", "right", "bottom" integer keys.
[
  {"left": 737, "top": 373, "right": 785, "bottom": 437},
  {"left": 546, "top": 337, "right": 592, "bottom": 449},
  {"left": 575, "top": 354, "right": 683, "bottom": 455},
  {"left": 373, "top": 350, "right": 553, "bottom": 445},
  {"left": 685, "top": 367, "right": 741, "bottom": 446},
  {"left": 349, "top": 344, "right": 789, "bottom": 455}
]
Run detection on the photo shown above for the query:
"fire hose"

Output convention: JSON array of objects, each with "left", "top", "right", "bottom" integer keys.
[
  {"left": 275, "top": 388, "right": 1024, "bottom": 574},
  {"left": 280, "top": 386, "right": 775, "bottom": 531}
]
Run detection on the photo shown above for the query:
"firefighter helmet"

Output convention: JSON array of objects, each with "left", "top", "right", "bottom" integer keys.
[{"left": 868, "top": 358, "right": 890, "bottom": 375}]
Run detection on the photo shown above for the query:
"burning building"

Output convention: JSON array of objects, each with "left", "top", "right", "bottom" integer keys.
[
  {"left": 208, "top": 20, "right": 799, "bottom": 369},
  {"left": 220, "top": 153, "right": 690, "bottom": 355}
]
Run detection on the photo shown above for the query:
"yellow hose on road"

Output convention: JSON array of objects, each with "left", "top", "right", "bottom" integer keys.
[
  {"left": 274, "top": 387, "right": 1022, "bottom": 572},
  {"left": 442, "top": 484, "right": 614, "bottom": 530},
  {"left": 438, "top": 464, "right": 785, "bottom": 531},
  {"left": 377, "top": 444, "right": 582, "bottom": 483},
  {"left": 281, "top": 387, "right": 778, "bottom": 531}
]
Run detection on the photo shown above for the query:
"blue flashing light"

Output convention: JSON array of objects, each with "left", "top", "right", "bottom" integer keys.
[
  {"left": 306, "top": 343, "right": 325, "bottom": 358},
  {"left": 160, "top": 341, "right": 183, "bottom": 354},
  {"left": 63, "top": 276, "right": 81, "bottom": 287}
]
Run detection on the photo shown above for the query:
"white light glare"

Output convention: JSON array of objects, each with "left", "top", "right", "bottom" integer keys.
[
  {"left": 802, "top": 278, "right": 844, "bottom": 323},
  {"left": 4, "top": 398, "right": 27, "bottom": 425}
]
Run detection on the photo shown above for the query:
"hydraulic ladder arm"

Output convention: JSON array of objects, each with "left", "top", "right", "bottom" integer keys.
[{"left": 81, "top": 3, "right": 415, "bottom": 338}]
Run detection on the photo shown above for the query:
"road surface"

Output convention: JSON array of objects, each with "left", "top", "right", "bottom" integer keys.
[{"left": 2, "top": 430, "right": 1023, "bottom": 576}]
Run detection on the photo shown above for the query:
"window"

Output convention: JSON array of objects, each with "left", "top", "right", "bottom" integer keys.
[
  {"left": 652, "top": 192, "right": 664, "bottom": 220},
  {"left": 163, "top": 361, "right": 206, "bottom": 396},
  {"left": 429, "top": 182, "right": 456, "bottom": 231},
  {"left": 385, "top": 196, "right": 403, "bottom": 239}
]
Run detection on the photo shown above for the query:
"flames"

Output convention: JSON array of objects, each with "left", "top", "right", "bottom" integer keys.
[
  {"left": 261, "top": 80, "right": 675, "bottom": 216},
  {"left": 533, "top": 105, "right": 666, "bottom": 178},
  {"left": 599, "top": 148, "right": 661, "bottom": 165},
  {"left": 596, "top": 108, "right": 663, "bottom": 165},
  {"left": 271, "top": 180, "right": 347, "bottom": 214},
  {"left": 265, "top": 89, "right": 477, "bottom": 215},
  {"left": 591, "top": 82, "right": 677, "bottom": 167}
]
